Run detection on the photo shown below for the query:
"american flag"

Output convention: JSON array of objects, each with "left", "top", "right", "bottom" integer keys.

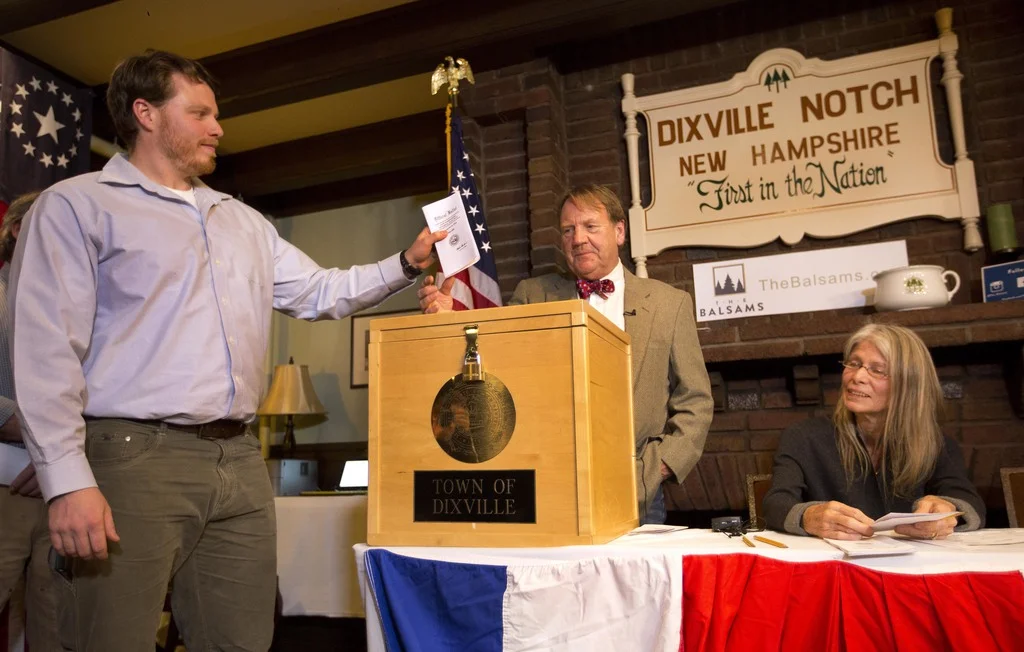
[
  {"left": 0, "top": 47, "right": 92, "bottom": 218},
  {"left": 447, "top": 110, "right": 501, "bottom": 310}
]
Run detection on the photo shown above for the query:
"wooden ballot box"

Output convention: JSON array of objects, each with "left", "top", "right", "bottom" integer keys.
[{"left": 367, "top": 300, "right": 638, "bottom": 547}]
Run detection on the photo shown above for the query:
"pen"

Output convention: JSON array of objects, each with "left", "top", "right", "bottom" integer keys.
[
  {"left": 753, "top": 535, "right": 788, "bottom": 548},
  {"left": 741, "top": 535, "right": 755, "bottom": 548}
]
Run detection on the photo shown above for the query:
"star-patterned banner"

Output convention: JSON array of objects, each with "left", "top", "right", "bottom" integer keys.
[
  {"left": 0, "top": 47, "right": 92, "bottom": 210},
  {"left": 446, "top": 108, "right": 501, "bottom": 310}
]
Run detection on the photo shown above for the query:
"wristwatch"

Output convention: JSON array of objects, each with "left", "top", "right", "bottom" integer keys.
[{"left": 399, "top": 249, "right": 422, "bottom": 280}]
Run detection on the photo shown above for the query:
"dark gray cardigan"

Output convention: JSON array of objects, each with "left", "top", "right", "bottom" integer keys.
[{"left": 763, "top": 416, "right": 984, "bottom": 535}]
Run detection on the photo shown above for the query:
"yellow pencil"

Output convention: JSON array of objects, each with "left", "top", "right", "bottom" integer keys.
[
  {"left": 741, "top": 535, "right": 755, "bottom": 548},
  {"left": 753, "top": 535, "right": 788, "bottom": 548}
]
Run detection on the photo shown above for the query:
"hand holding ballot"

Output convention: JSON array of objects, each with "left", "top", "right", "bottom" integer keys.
[
  {"left": 421, "top": 192, "right": 480, "bottom": 276},
  {"left": 404, "top": 226, "right": 450, "bottom": 273},
  {"left": 416, "top": 191, "right": 483, "bottom": 313},
  {"left": 889, "top": 495, "right": 960, "bottom": 540}
]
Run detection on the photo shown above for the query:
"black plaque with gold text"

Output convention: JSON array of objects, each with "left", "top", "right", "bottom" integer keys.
[{"left": 413, "top": 470, "right": 536, "bottom": 523}]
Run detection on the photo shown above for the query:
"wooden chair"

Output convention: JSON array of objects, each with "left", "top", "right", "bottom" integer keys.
[
  {"left": 1001, "top": 467, "right": 1024, "bottom": 528},
  {"left": 745, "top": 473, "right": 773, "bottom": 528}
]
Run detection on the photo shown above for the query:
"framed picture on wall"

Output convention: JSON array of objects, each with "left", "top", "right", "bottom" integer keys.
[{"left": 350, "top": 309, "right": 420, "bottom": 388}]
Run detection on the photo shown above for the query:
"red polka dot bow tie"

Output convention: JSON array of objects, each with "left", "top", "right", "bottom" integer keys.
[{"left": 576, "top": 278, "right": 615, "bottom": 300}]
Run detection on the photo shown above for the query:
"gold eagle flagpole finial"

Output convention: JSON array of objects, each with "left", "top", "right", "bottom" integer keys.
[
  {"left": 433, "top": 56, "right": 474, "bottom": 186},
  {"left": 431, "top": 56, "right": 475, "bottom": 106}
]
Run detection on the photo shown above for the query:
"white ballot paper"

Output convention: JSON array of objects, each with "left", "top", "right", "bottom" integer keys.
[
  {"left": 916, "top": 529, "right": 1024, "bottom": 548},
  {"left": 421, "top": 192, "right": 480, "bottom": 277},
  {"left": 871, "top": 511, "right": 962, "bottom": 531},
  {"left": 824, "top": 535, "right": 916, "bottom": 557},
  {"left": 0, "top": 443, "right": 30, "bottom": 486},
  {"left": 625, "top": 524, "right": 690, "bottom": 536}
]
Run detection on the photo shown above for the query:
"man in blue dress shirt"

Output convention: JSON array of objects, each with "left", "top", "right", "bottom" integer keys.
[{"left": 9, "top": 50, "right": 443, "bottom": 651}]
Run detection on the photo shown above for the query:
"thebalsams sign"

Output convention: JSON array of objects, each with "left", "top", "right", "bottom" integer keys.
[
  {"left": 692, "top": 241, "right": 909, "bottom": 322},
  {"left": 620, "top": 10, "right": 981, "bottom": 278}
]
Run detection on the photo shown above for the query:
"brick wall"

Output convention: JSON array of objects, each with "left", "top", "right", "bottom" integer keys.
[
  {"left": 459, "top": 59, "right": 573, "bottom": 294},
  {"left": 556, "top": 0, "right": 1023, "bottom": 301},
  {"left": 458, "top": 0, "right": 1024, "bottom": 518}
]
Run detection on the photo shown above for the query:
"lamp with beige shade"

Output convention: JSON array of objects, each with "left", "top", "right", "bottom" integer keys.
[{"left": 257, "top": 357, "right": 326, "bottom": 457}]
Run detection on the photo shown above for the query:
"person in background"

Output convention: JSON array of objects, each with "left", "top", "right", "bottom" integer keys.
[
  {"left": 9, "top": 50, "right": 445, "bottom": 652},
  {"left": 763, "top": 323, "right": 984, "bottom": 540},
  {"left": 418, "top": 184, "right": 713, "bottom": 524},
  {"left": 0, "top": 191, "right": 60, "bottom": 652}
]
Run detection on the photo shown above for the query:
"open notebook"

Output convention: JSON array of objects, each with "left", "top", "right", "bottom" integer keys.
[{"left": 301, "top": 460, "right": 369, "bottom": 496}]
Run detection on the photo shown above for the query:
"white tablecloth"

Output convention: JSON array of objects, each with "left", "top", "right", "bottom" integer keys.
[
  {"left": 356, "top": 527, "right": 1024, "bottom": 574},
  {"left": 275, "top": 495, "right": 367, "bottom": 617},
  {"left": 354, "top": 528, "right": 1024, "bottom": 652}
]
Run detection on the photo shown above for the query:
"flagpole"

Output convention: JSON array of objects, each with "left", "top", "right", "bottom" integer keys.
[
  {"left": 445, "top": 103, "right": 453, "bottom": 189},
  {"left": 426, "top": 57, "right": 502, "bottom": 310}
]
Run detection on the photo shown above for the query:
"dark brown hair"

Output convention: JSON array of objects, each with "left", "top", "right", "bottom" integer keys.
[
  {"left": 1, "top": 191, "right": 41, "bottom": 264},
  {"left": 106, "top": 50, "right": 217, "bottom": 150}
]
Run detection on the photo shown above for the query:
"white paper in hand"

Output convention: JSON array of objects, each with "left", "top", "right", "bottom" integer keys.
[
  {"left": 871, "top": 511, "right": 962, "bottom": 531},
  {"left": 0, "top": 443, "right": 30, "bottom": 486},
  {"left": 421, "top": 192, "right": 480, "bottom": 277}
]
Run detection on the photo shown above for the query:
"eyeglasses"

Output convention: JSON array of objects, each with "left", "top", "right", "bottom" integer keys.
[{"left": 841, "top": 360, "right": 889, "bottom": 379}]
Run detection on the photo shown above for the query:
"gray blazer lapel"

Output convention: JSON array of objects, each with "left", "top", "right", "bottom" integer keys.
[
  {"left": 546, "top": 275, "right": 578, "bottom": 302},
  {"left": 623, "top": 270, "right": 653, "bottom": 388}
]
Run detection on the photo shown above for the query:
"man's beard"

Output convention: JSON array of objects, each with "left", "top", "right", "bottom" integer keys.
[{"left": 159, "top": 126, "right": 216, "bottom": 178}]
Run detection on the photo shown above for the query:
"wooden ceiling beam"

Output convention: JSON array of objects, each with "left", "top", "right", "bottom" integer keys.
[
  {"left": 166, "top": 0, "right": 732, "bottom": 120},
  {"left": 250, "top": 163, "right": 445, "bottom": 218},
  {"left": 0, "top": 0, "right": 118, "bottom": 34},
  {"left": 88, "top": 0, "right": 734, "bottom": 141},
  {"left": 207, "top": 111, "right": 446, "bottom": 199}
]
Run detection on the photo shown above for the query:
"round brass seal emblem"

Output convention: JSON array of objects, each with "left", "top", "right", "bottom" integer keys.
[{"left": 431, "top": 376, "right": 516, "bottom": 463}]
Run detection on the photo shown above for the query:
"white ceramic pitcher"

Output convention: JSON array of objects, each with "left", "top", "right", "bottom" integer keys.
[{"left": 873, "top": 265, "right": 960, "bottom": 311}]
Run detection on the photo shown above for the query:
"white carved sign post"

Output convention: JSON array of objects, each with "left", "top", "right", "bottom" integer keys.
[{"left": 621, "top": 8, "right": 980, "bottom": 278}]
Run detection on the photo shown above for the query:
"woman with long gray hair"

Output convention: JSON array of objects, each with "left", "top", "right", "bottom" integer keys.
[{"left": 763, "top": 323, "right": 984, "bottom": 540}]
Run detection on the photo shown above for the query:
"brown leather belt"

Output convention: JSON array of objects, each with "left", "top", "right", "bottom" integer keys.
[{"left": 85, "top": 417, "right": 248, "bottom": 440}]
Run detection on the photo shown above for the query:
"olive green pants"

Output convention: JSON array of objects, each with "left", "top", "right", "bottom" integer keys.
[
  {"left": 0, "top": 487, "right": 59, "bottom": 651},
  {"left": 58, "top": 419, "right": 276, "bottom": 652}
]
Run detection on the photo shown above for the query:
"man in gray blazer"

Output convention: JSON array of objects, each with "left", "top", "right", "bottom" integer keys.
[{"left": 419, "top": 184, "right": 713, "bottom": 523}]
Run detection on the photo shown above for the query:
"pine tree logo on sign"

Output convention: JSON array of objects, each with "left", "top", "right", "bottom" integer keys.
[
  {"left": 713, "top": 264, "right": 746, "bottom": 296},
  {"left": 763, "top": 67, "right": 791, "bottom": 93}
]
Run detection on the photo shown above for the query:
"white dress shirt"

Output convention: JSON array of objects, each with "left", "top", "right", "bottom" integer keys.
[{"left": 584, "top": 260, "right": 625, "bottom": 331}]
